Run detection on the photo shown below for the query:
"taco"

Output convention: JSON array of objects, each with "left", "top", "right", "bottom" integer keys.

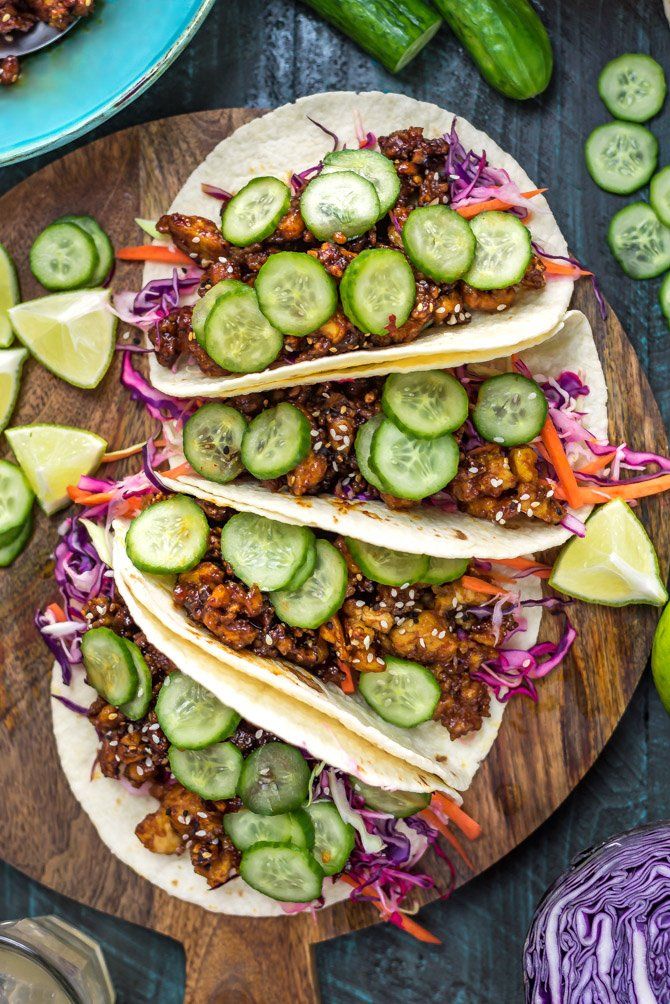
[
  {"left": 150, "top": 309, "right": 607, "bottom": 560},
  {"left": 44, "top": 518, "right": 487, "bottom": 921},
  {"left": 127, "top": 90, "right": 576, "bottom": 399}
]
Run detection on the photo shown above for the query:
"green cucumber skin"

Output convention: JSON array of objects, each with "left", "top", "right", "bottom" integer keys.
[
  {"left": 301, "top": 0, "right": 440, "bottom": 74},
  {"left": 434, "top": 0, "right": 553, "bottom": 101}
]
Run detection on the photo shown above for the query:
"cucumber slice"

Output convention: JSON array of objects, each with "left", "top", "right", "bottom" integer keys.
[
  {"left": 57, "top": 215, "right": 114, "bottom": 286},
  {"left": 598, "top": 54, "right": 667, "bottom": 123},
  {"left": 369, "top": 419, "right": 459, "bottom": 500},
  {"left": 472, "top": 373, "right": 548, "bottom": 447},
  {"left": 0, "top": 348, "right": 28, "bottom": 435},
  {"left": 300, "top": 171, "right": 381, "bottom": 241},
  {"left": 192, "top": 280, "right": 239, "bottom": 349},
  {"left": 183, "top": 402, "right": 247, "bottom": 484},
  {"left": 125, "top": 496, "right": 209, "bottom": 574},
  {"left": 224, "top": 808, "right": 315, "bottom": 853},
  {"left": 340, "top": 248, "right": 415, "bottom": 336},
  {"left": 422, "top": 556, "right": 469, "bottom": 585},
  {"left": 221, "top": 177, "right": 291, "bottom": 247},
  {"left": 118, "top": 641, "right": 153, "bottom": 721},
  {"left": 382, "top": 370, "right": 469, "bottom": 439},
  {"left": 305, "top": 801, "right": 355, "bottom": 876},
  {"left": 661, "top": 272, "right": 670, "bottom": 323},
  {"left": 402, "top": 206, "right": 475, "bottom": 283},
  {"left": 204, "top": 285, "right": 283, "bottom": 373},
  {"left": 156, "top": 671, "right": 240, "bottom": 750},
  {"left": 345, "top": 538, "right": 429, "bottom": 586},
  {"left": 650, "top": 166, "right": 670, "bottom": 227},
  {"left": 168, "top": 742, "right": 243, "bottom": 801},
  {"left": 270, "top": 539, "right": 348, "bottom": 630},
  {"left": 255, "top": 252, "right": 337, "bottom": 337},
  {"left": 585, "top": 122, "right": 658, "bottom": 195},
  {"left": 240, "top": 842, "right": 324, "bottom": 903},
  {"left": 81, "top": 628, "right": 138, "bottom": 706},
  {"left": 30, "top": 222, "right": 99, "bottom": 292},
  {"left": 135, "top": 219, "right": 164, "bottom": 241},
  {"left": 0, "top": 458, "right": 34, "bottom": 544},
  {"left": 608, "top": 202, "right": 670, "bottom": 279},
  {"left": 353, "top": 414, "right": 386, "bottom": 492},
  {"left": 283, "top": 537, "right": 318, "bottom": 590},
  {"left": 0, "top": 241, "right": 20, "bottom": 349},
  {"left": 241, "top": 402, "right": 311, "bottom": 480},
  {"left": 321, "top": 148, "right": 401, "bottom": 216},
  {"left": 0, "top": 511, "right": 32, "bottom": 568},
  {"left": 238, "top": 742, "right": 311, "bottom": 815},
  {"left": 349, "top": 777, "right": 430, "bottom": 818},
  {"left": 221, "top": 512, "right": 314, "bottom": 591},
  {"left": 358, "top": 656, "right": 441, "bottom": 728},
  {"left": 462, "top": 212, "right": 532, "bottom": 291}
]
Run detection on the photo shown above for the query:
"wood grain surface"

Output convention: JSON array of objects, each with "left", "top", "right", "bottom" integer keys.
[{"left": 0, "top": 108, "right": 668, "bottom": 1004}]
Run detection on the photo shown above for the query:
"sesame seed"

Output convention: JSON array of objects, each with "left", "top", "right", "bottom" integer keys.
[
  {"left": 496, "top": 303, "right": 507, "bottom": 311},
  {"left": 195, "top": 829, "right": 207, "bottom": 838}
]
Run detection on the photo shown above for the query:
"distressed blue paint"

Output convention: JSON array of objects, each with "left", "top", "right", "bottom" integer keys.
[{"left": 0, "top": 1, "right": 668, "bottom": 1001}]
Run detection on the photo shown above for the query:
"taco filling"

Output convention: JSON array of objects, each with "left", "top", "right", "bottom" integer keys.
[{"left": 138, "top": 125, "right": 550, "bottom": 379}]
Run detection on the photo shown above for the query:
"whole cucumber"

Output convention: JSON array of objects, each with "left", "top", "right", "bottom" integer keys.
[
  {"left": 434, "top": 0, "right": 553, "bottom": 101},
  {"left": 300, "top": 0, "right": 441, "bottom": 74}
]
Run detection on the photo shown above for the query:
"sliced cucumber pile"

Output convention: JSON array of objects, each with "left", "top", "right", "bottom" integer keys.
[
  {"left": 57, "top": 215, "right": 114, "bottom": 287},
  {"left": 156, "top": 670, "right": 240, "bottom": 749},
  {"left": 255, "top": 252, "right": 337, "bottom": 337},
  {"left": 382, "top": 370, "right": 469, "bottom": 438},
  {"left": 204, "top": 283, "right": 284, "bottom": 373},
  {"left": 300, "top": 170, "right": 381, "bottom": 240},
  {"left": 192, "top": 280, "right": 236, "bottom": 349},
  {"left": 472, "top": 373, "right": 548, "bottom": 447},
  {"left": 402, "top": 205, "right": 475, "bottom": 283},
  {"left": 126, "top": 495, "right": 210, "bottom": 574},
  {"left": 608, "top": 202, "right": 670, "bottom": 279},
  {"left": 369, "top": 418, "right": 459, "bottom": 500},
  {"left": 221, "top": 177, "right": 291, "bottom": 247},
  {"left": 270, "top": 538, "right": 348, "bottom": 629},
  {"left": 321, "top": 148, "right": 400, "bottom": 216},
  {"left": 598, "top": 54, "right": 667, "bottom": 123},
  {"left": 585, "top": 122, "right": 658, "bottom": 195},
  {"left": 463, "top": 212, "right": 532, "bottom": 290},
  {"left": 30, "top": 216, "right": 113, "bottom": 291},
  {"left": 183, "top": 402, "right": 247, "bottom": 484},
  {"left": 359, "top": 655, "right": 441, "bottom": 728},
  {"left": 221, "top": 512, "right": 315, "bottom": 591},
  {"left": 340, "top": 248, "right": 415, "bottom": 335}
]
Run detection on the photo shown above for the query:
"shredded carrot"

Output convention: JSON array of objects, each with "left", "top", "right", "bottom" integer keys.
[
  {"left": 338, "top": 660, "right": 355, "bottom": 694},
  {"left": 542, "top": 259, "right": 593, "bottom": 278},
  {"left": 576, "top": 452, "right": 617, "bottom": 476},
  {"left": 430, "top": 792, "right": 482, "bottom": 841},
  {"left": 160, "top": 462, "right": 195, "bottom": 480},
  {"left": 418, "top": 809, "right": 475, "bottom": 870},
  {"left": 66, "top": 486, "right": 115, "bottom": 506},
  {"left": 575, "top": 476, "right": 670, "bottom": 505},
  {"left": 339, "top": 875, "right": 441, "bottom": 944},
  {"left": 460, "top": 575, "right": 508, "bottom": 597},
  {"left": 117, "top": 245, "right": 193, "bottom": 266},
  {"left": 46, "top": 603, "right": 66, "bottom": 623},
  {"left": 455, "top": 188, "right": 546, "bottom": 219},
  {"left": 101, "top": 441, "right": 146, "bottom": 463},
  {"left": 115, "top": 497, "right": 144, "bottom": 518},
  {"left": 540, "top": 416, "right": 583, "bottom": 509}
]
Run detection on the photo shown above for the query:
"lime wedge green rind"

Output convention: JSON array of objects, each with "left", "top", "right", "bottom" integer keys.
[
  {"left": 5, "top": 424, "right": 107, "bottom": 515},
  {"left": 0, "top": 242, "right": 20, "bottom": 349},
  {"left": 0, "top": 347, "right": 28, "bottom": 434},
  {"left": 652, "top": 601, "right": 670, "bottom": 714},
  {"left": 8, "top": 289, "right": 117, "bottom": 390},
  {"left": 549, "top": 498, "right": 668, "bottom": 607}
]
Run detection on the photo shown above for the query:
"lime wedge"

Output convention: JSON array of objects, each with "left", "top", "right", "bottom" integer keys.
[
  {"left": 550, "top": 498, "right": 668, "bottom": 606},
  {"left": 8, "top": 289, "right": 117, "bottom": 389},
  {"left": 652, "top": 602, "right": 670, "bottom": 714},
  {"left": 0, "top": 347, "right": 28, "bottom": 433},
  {"left": 5, "top": 424, "right": 107, "bottom": 514},
  {"left": 0, "top": 241, "right": 20, "bottom": 349}
]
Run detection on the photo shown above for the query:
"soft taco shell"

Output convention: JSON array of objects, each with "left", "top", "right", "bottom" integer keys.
[{"left": 145, "top": 90, "right": 573, "bottom": 399}]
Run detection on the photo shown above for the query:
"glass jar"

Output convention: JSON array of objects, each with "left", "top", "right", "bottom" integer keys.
[{"left": 0, "top": 916, "right": 115, "bottom": 1003}]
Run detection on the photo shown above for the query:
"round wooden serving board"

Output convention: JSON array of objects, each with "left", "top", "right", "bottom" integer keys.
[{"left": 0, "top": 110, "right": 668, "bottom": 1004}]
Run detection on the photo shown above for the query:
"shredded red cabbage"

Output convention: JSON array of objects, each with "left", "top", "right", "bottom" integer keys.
[
  {"left": 524, "top": 822, "right": 670, "bottom": 1003},
  {"left": 112, "top": 268, "right": 201, "bottom": 331},
  {"left": 290, "top": 163, "right": 323, "bottom": 194},
  {"left": 120, "top": 352, "right": 188, "bottom": 423},
  {"left": 306, "top": 115, "right": 339, "bottom": 151},
  {"left": 52, "top": 694, "right": 89, "bottom": 715},
  {"left": 532, "top": 241, "right": 607, "bottom": 320},
  {"left": 200, "top": 182, "right": 232, "bottom": 202},
  {"left": 474, "top": 613, "right": 576, "bottom": 701},
  {"left": 447, "top": 120, "right": 531, "bottom": 218}
]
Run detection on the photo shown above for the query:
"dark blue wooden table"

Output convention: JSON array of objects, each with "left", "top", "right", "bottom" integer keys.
[{"left": 1, "top": 1, "right": 668, "bottom": 1000}]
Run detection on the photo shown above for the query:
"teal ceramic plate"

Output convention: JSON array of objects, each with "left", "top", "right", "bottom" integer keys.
[{"left": 0, "top": 0, "right": 216, "bottom": 166}]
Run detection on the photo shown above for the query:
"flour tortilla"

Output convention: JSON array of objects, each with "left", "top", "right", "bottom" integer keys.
[
  {"left": 145, "top": 90, "right": 573, "bottom": 399},
  {"left": 165, "top": 309, "right": 607, "bottom": 560},
  {"left": 111, "top": 524, "right": 543, "bottom": 794}
]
